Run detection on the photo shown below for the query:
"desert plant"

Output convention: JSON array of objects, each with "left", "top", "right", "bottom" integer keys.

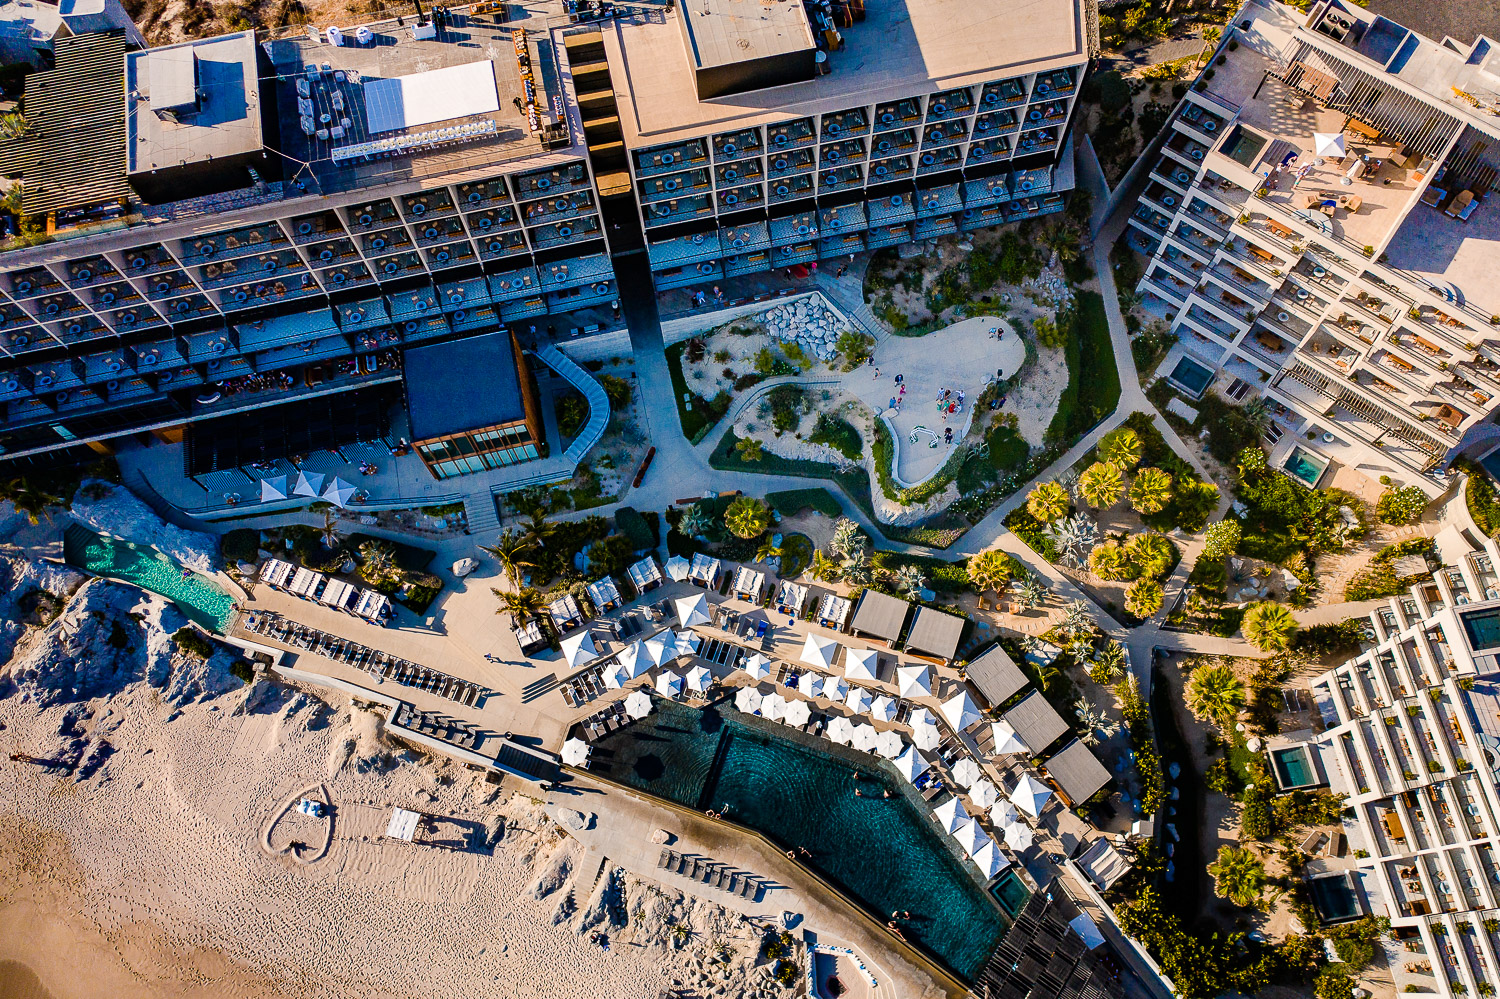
[
  {"left": 1090, "top": 642, "right": 1128, "bottom": 684},
  {"left": 1014, "top": 574, "right": 1047, "bottom": 610},
  {"left": 1203, "top": 520, "right": 1242, "bottom": 561},
  {"left": 724, "top": 496, "right": 770, "bottom": 539},
  {"left": 1099, "top": 427, "right": 1144, "bottom": 469},
  {"left": 678, "top": 503, "right": 716, "bottom": 540},
  {"left": 1074, "top": 697, "right": 1122, "bottom": 746},
  {"left": 892, "top": 564, "right": 926, "bottom": 598},
  {"left": 1089, "top": 541, "right": 1134, "bottom": 581},
  {"left": 1125, "top": 578, "right": 1164, "bottom": 618},
  {"left": 1186, "top": 662, "right": 1246, "bottom": 729},
  {"left": 829, "top": 518, "right": 865, "bottom": 561},
  {"left": 1027, "top": 480, "right": 1070, "bottom": 523},
  {"left": 1061, "top": 599, "right": 1095, "bottom": 638},
  {"left": 358, "top": 540, "right": 402, "bottom": 585},
  {"left": 1049, "top": 513, "right": 1099, "bottom": 569},
  {"left": 1243, "top": 601, "right": 1298, "bottom": 652},
  {"left": 1129, "top": 467, "right": 1174, "bottom": 515},
  {"left": 1079, "top": 462, "right": 1124, "bottom": 509},
  {"left": 1128, "top": 533, "right": 1176, "bottom": 578},
  {"left": 841, "top": 549, "right": 874, "bottom": 587}
]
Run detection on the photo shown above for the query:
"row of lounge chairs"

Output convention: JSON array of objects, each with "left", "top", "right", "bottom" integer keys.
[
  {"left": 560, "top": 663, "right": 611, "bottom": 709},
  {"left": 657, "top": 849, "right": 761, "bottom": 900},
  {"left": 579, "top": 701, "right": 628, "bottom": 741},
  {"left": 393, "top": 703, "right": 483, "bottom": 749}
]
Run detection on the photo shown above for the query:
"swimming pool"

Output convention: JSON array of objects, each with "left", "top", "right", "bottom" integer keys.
[
  {"left": 1167, "top": 356, "right": 1216, "bottom": 398},
  {"left": 1308, "top": 872, "right": 1363, "bottom": 924},
  {"left": 590, "top": 698, "right": 1015, "bottom": 980},
  {"left": 1222, "top": 125, "right": 1268, "bottom": 169},
  {"left": 1270, "top": 745, "right": 1321, "bottom": 789},
  {"left": 1283, "top": 446, "right": 1330, "bottom": 488},
  {"left": 64, "top": 524, "right": 236, "bottom": 633}
]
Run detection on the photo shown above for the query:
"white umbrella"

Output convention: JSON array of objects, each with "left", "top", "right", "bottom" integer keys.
[
  {"left": 892, "top": 745, "right": 928, "bottom": 783},
  {"left": 1004, "top": 821, "right": 1035, "bottom": 852},
  {"left": 851, "top": 722, "right": 879, "bottom": 753},
  {"left": 562, "top": 738, "right": 590, "bottom": 766},
  {"left": 601, "top": 662, "right": 630, "bottom": 689},
  {"left": 450, "top": 557, "right": 479, "bottom": 577},
  {"left": 624, "top": 689, "right": 654, "bottom": 719},
  {"left": 735, "top": 686, "right": 764, "bottom": 714},
  {"left": 827, "top": 715, "right": 855, "bottom": 745},
  {"left": 845, "top": 687, "right": 872, "bottom": 715},
  {"left": 782, "top": 698, "right": 812, "bottom": 728},
  {"left": 933, "top": 795, "right": 969, "bottom": 833},
  {"left": 739, "top": 652, "right": 771, "bottom": 681},
  {"left": 260, "top": 475, "right": 289, "bottom": 502},
  {"left": 618, "top": 641, "right": 650, "bottom": 678},
  {"left": 869, "top": 695, "right": 896, "bottom": 724},
  {"left": 1009, "top": 773, "right": 1053, "bottom": 818},
  {"left": 671, "top": 631, "right": 701, "bottom": 659},
  {"left": 952, "top": 757, "right": 983, "bottom": 788},
  {"left": 953, "top": 816, "right": 987, "bottom": 856},
  {"left": 875, "top": 729, "right": 905, "bottom": 759},
  {"left": 897, "top": 664, "right": 931, "bottom": 698},
  {"left": 908, "top": 706, "right": 936, "bottom": 729},
  {"left": 801, "top": 633, "right": 838, "bottom": 670},
  {"left": 844, "top": 647, "right": 879, "bottom": 682},
  {"left": 665, "top": 554, "right": 691, "bottom": 581},
  {"left": 972, "top": 839, "right": 1008, "bottom": 878},
  {"left": 817, "top": 675, "right": 849, "bottom": 702},
  {"left": 643, "top": 634, "right": 674, "bottom": 667},
  {"left": 675, "top": 593, "right": 711, "bottom": 628},
  {"left": 560, "top": 631, "right": 598, "bottom": 669},
  {"left": 990, "top": 720, "right": 1030, "bottom": 756},
  {"left": 969, "top": 778, "right": 999, "bottom": 809},
  {"left": 656, "top": 671, "right": 683, "bottom": 697},
  {"left": 761, "top": 691, "right": 788, "bottom": 721},
  {"left": 942, "top": 690, "right": 982, "bottom": 731},
  {"left": 912, "top": 723, "right": 942, "bottom": 751},
  {"left": 1314, "top": 131, "right": 1346, "bottom": 158},
  {"left": 293, "top": 470, "right": 325, "bottom": 498},
  {"left": 990, "top": 800, "right": 1020, "bottom": 828},
  {"left": 322, "top": 476, "right": 357, "bottom": 507},
  {"left": 685, "top": 664, "right": 713, "bottom": 692}
]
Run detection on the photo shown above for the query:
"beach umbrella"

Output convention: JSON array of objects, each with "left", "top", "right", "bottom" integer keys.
[
  {"left": 845, "top": 686, "right": 872, "bottom": 714},
  {"left": 734, "top": 686, "right": 764, "bottom": 714},
  {"left": 655, "top": 671, "right": 683, "bottom": 697},
  {"left": 952, "top": 757, "right": 983, "bottom": 788},
  {"left": 618, "top": 641, "right": 650, "bottom": 679},
  {"left": 1009, "top": 773, "right": 1053, "bottom": 818},
  {"left": 665, "top": 554, "right": 692, "bottom": 581},
  {"left": 827, "top": 715, "right": 855, "bottom": 745},
  {"left": 908, "top": 707, "right": 936, "bottom": 729},
  {"left": 990, "top": 800, "right": 1020, "bottom": 828},
  {"left": 851, "top": 722, "right": 879, "bottom": 753},
  {"left": 990, "top": 719, "right": 1029, "bottom": 756},
  {"left": 972, "top": 839, "right": 1008, "bottom": 878},
  {"left": 892, "top": 745, "right": 928, "bottom": 783},
  {"left": 800, "top": 633, "right": 838, "bottom": 670},
  {"left": 322, "top": 476, "right": 357, "bottom": 507},
  {"left": 897, "top": 664, "right": 931, "bottom": 698},
  {"left": 1314, "top": 131, "right": 1346, "bottom": 158},
  {"left": 685, "top": 664, "right": 713, "bottom": 692},
  {"left": 260, "top": 475, "right": 289, "bottom": 502},
  {"left": 844, "top": 647, "right": 879, "bottom": 682},
  {"left": 969, "top": 778, "right": 999, "bottom": 809},
  {"left": 942, "top": 690, "right": 982, "bottom": 731},
  {"left": 562, "top": 738, "right": 590, "bottom": 767},
  {"left": 643, "top": 633, "right": 674, "bottom": 667},
  {"left": 739, "top": 652, "right": 771, "bottom": 681},
  {"left": 560, "top": 631, "right": 599, "bottom": 669},
  {"left": 875, "top": 729, "right": 905, "bottom": 759},
  {"left": 675, "top": 593, "right": 711, "bottom": 628},
  {"left": 933, "top": 795, "right": 969, "bottom": 834},
  {"left": 782, "top": 698, "right": 812, "bottom": 728},
  {"left": 761, "top": 691, "right": 788, "bottom": 721},
  {"left": 953, "top": 816, "right": 987, "bottom": 856},
  {"left": 1004, "top": 821, "right": 1035, "bottom": 852},
  {"left": 293, "top": 470, "right": 325, "bottom": 498},
  {"left": 869, "top": 695, "right": 896, "bottom": 724},
  {"left": 624, "top": 689, "right": 654, "bottom": 719},
  {"left": 601, "top": 662, "right": 630, "bottom": 689},
  {"left": 912, "top": 722, "right": 942, "bottom": 751},
  {"left": 671, "top": 631, "right": 701, "bottom": 659},
  {"left": 817, "top": 675, "right": 848, "bottom": 702}
]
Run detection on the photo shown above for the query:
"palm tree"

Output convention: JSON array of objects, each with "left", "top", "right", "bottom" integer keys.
[
  {"left": 1091, "top": 642, "right": 1128, "bottom": 684},
  {"left": 967, "top": 549, "right": 1016, "bottom": 593},
  {"left": 1027, "top": 481, "right": 1070, "bottom": 524},
  {"left": 1078, "top": 462, "right": 1123, "bottom": 509},
  {"left": 1074, "top": 697, "right": 1122, "bottom": 746},
  {"left": 1015, "top": 574, "right": 1046, "bottom": 610},
  {"left": 724, "top": 496, "right": 770, "bottom": 539},
  {"left": 678, "top": 503, "right": 715, "bottom": 540},
  {"left": 1125, "top": 578, "right": 1164, "bottom": 619},
  {"left": 841, "top": 549, "right": 874, "bottom": 587},
  {"left": 735, "top": 437, "right": 763, "bottom": 462},
  {"left": 481, "top": 528, "right": 540, "bottom": 585},
  {"left": 319, "top": 509, "right": 343, "bottom": 549},
  {"left": 516, "top": 508, "right": 557, "bottom": 551},
  {"left": 1185, "top": 662, "right": 1246, "bottom": 729},
  {"left": 1098, "top": 427, "right": 1143, "bottom": 470},
  {"left": 1061, "top": 599, "right": 1094, "bottom": 638},
  {"left": 0, "top": 476, "right": 62, "bottom": 525},
  {"left": 357, "top": 540, "right": 402, "bottom": 585},
  {"left": 492, "top": 585, "right": 544, "bottom": 622},
  {"left": 1196, "top": 25, "right": 1223, "bottom": 70},
  {"left": 1088, "top": 541, "right": 1130, "bottom": 581},
  {"left": 1129, "top": 467, "right": 1174, "bottom": 515},
  {"left": 1207, "top": 845, "right": 1267, "bottom": 909},
  {"left": 1044, "top": 224, "right": 1082, "bottom": 264},
  {"left": 1242, "top": 601, "right": 1298, "bottom": 652},
  {"left": 830, "top": 517, "right": 865, "bottom": 561},
  {"left": 893, "top": 564, "right": 926, "bottom": 598},
  {"left": 1127, "top": 533, "right": 1175, "bottom": 578},
  {"left": 755, "top": 536, "right": 784, "bottom": 564},
  {"left": 808, "top": 550, "right": 842, "bottom": 583}
]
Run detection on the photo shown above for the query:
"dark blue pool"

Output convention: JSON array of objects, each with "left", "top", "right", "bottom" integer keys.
[
  {"left": 589, "top": 698, "right": 1015, "bottom": 980},
  {"left": 1168, "top": 356, "right": 1216, "bottom": 397}
]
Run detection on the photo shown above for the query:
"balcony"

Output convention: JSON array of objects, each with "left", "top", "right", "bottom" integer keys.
[
  {"left": 921, "top": 120, "right": 968, "bottom": 147},
  {"left": 1016, "top": 128, "right": 1059, "bottom": 154},
  {"left": 1175, "top": 102, "right": 1227, "bottom": 142},
  {"left": 974, "top": 111, "right": 1018, "bottom": 137},
  {"left": 1205, "top": 262, "right": 1272, "bottom": 302},
  {"left": 979, "top": 80, "right": 1026, "bottom": 108},
  {"left": 1156, "top": 248, "right": 1204, "bottom": 284},
  {"left": 713, "top": 129, "right": 762, "bottom": 161},
  {"left": 512, "top": 163, "right": 590, "bottom": 198},
  {"left": 639, "top": 170, "right": 712, "bottom": 203},
  {"left": 917, "top": 147, "right": 963, "bottom": 174},
  {"left": 869, "top": 157, "right": 913, "bottom": 182},
  {"left": 1262, "top": 300, "right": 1313, "bottom": 340},
  {"left": 925, "top": 88, "right": 975, "bottom": 120},
  {"left": 643, "top": 196, "right": 712, "bottom": 228},
  {"left": 821, "top": 139, "right": 867, "bottom": 166},
  {"left": 402, "top": 190, "right": 456, "bottom": 221},
  {"left": 874, "top": 98, "right": 922, "bottom": 129},
  {"left": 870, "top": 130, "right": 917, "bottom": 158},
  {"left": 819, "top": 165, "right": 863, "bottom": 191},
  {"left": 967, "top": 138, "right": 1010, "bottom": 164},
  {"left": 1033, "top": 69, "right": 1074, "bottom": 97},
  {"left": 768, "top": 118, "right": 817, "bottom": 150},
  {"left": 1182, "top": 303, "right": 1241, "bottom": 342},
  {"left": 1344, "top": 291, "right": 1402, "bottom": 329},
  {"left": 634, "top": 141, "right": 709, "bottom": 177},
  {"left": 1163, "top": 133, "right": 1210, "bottom": 168},
  {"left": 1174, "top": 220, "right": 1225, "bottom": 257},
  {"left": 456, "top": 178, "right": 511, "bottom": 209},
  {"left": 1185, "top": 199, "right": 1235, "bottom": 238},
  {"left": 821, "top": 108, "right": 869, "bottom": 139}
]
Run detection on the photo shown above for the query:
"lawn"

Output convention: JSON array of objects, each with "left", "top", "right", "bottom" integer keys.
[
  {"left": 1046, "top": 290, "right": 1121, "bottom": 443},
  {"left": 665, "top": 341, "right": 730, "bottom": 443},
  {"left": 766, "top": 488, "right": 842, "bottom": 518},
  {"left": 710, "top": 429, "right": 877, "bottom": 527}
]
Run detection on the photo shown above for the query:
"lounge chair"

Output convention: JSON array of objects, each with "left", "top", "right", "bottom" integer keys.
[
  {"left": 658, "top": 848, "right": 676, "bottom": 869},
  {"left": 1446, "top": 189, "right": 1475, "bottom": 219}
]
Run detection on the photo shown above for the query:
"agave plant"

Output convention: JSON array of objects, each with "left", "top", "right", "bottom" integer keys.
[
  {"left": 830, "top": 517, "right": 865, "bottom": 561},
  {"left": 1014, "top": 574, "right": 1047, "bottom": 610},
  {"left": 892, "top": 564, "right": 926, "bottom": 598},
  {"left": 1074, "top": 697, "right": 1122, "bottom": 746},
  {"left": 1061, "top": 599, "right": 1094, "bottom": 638},
  {"left": 841, "top": 548, "right": 874, "bottom": 587},
  {"left": 678, "top": 503, "right": 716, "bottom": 540},
  {"left": 1049, "top": 513, "right": 1098, "bottom": 569}
]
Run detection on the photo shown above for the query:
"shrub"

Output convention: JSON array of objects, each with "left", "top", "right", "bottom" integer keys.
[
  {"left": 1003, "top": 507, "right": 1059, "bottom": 561},
  {"left": 1033, "top": 313, "right": 1066, "bottom": 349},
  {"left": 1241, "top": 782, "right": 1273, "bottom": 838},
  {"left": 809, "top": 413, "right": 862, "bottom": 460},
  {"left": 1292, "top": 619, "right": 1367, "bottom": 657},
  {"left": 221, "top": 529, "right": 260, "bottom": 563},
  {"left": 172, "top": 626, "right": 216, "bottom": 660},
  {"left": 766, "top": 489, "right": 841, "bottom": 518},
  {"left": 1344, "top": 537, "right": 1436, "bottom": 601},
  {"left": 1202, "top": 520, "right": 1241, "bottom": 561},
  {"left": 1242, "top": 601, "right": 1298, "bottom": 652},
  {"left": 1376, "top": 484, "right": 1428, "bottom": 525},
  {"left": 613, "top": 507, "right": 656, "bottom": 550}
]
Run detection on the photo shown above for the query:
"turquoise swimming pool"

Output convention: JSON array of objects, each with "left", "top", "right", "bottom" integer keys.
[
  {"left": 1168, "top": 356, "right": 1215, "bottom": 397},
  {"left": 1271, "top": 745, "right": 1320, "bottom": 789},
  {"left": 1283, "top": 446, "right": 1330, "bottom": 488},
  {"left": 64, "top": 524, "right": 236, "bottom": 633},
  {"left": 590, "top": 698, "right": 1016, "bottom": 981}
]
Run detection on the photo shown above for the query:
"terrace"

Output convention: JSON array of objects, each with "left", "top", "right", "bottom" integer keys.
[{"left": 1383, "top": 171, "right": 1500, "bottom": 333}]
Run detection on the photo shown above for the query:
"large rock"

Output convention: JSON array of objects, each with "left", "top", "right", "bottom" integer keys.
[{"left": 70, "top": 480, "right": 219, "bottom": 573}]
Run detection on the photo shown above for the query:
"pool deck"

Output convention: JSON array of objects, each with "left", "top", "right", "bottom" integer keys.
[{"left": 547, "top": 773, "right": 967, "bottom": 999}]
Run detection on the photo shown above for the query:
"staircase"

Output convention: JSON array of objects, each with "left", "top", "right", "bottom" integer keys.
[
  {"left": 463, "top": 491, "right": 501, "bottom": 540},
  {"left": 534, "top": 342, "right": 610, "bottom": 464}
]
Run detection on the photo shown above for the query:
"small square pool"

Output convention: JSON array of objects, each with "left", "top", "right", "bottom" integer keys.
[
  {"left": 1222, "top": 125, "right": 1268, "bottom": 169},
  {"left": 1270, "top": 745, "right": 1322, "bottom": 790},
  {"left": 1167, "top": 356, "right": 1216, "bottom": 398},
  {"left": 1283, "top": 446, "right": 1330, "bottom": 488},
  {"left": 1308, "top": 872, "right": 1363, "bottom": 924},
  {"left": 1461, "top": 607, "right": 1500, "bottom": 651}
]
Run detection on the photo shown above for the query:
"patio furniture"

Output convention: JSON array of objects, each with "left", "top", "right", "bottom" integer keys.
[
  {"left": 1445, "top": 190, "right": 1474, "bottom": 219},
  {"left": 1421, "top": 185, "right": 1446, "bottom": 207}
]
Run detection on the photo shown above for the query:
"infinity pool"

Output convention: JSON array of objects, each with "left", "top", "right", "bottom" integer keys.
[
  {"left": 64, "top": 525, "right": 236, "bottom": 633},
  {"left": 590, "top": 698, "right": 1015, "bottom": 980}
]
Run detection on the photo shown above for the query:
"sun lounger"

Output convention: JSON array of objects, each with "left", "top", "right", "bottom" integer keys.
[
  {"left": 713, "top": 868, "right": 729, "bottom": 889},
  {"left": 737, "top": 877, "right": 758, "bottom": 899},
  {"left": 658, "top": 848, "right": 676, "bottom": 868}
]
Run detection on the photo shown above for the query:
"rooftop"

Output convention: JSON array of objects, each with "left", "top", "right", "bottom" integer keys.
[
  {"left": 904, "top": 605, "right": 965, "bottom": 661},
  {"left": 849, "top": 589, "right": 910, "bottom": 643},
  {"left": 1044, "top": 739, "right": 1111, "bottom": 806},
  {"left": 1001, "top": 691, "right": 1068, "bottom": 755},
  {"left": 963, "top": 643, "right": 1028, "bottom": 707},
  {"left": 603, "top": 0, "right": 1089, "bottom": 146},
  {"left": 125, "top": 31, "right": 265, "bottom": 174},
  {"left": 402, "top": 331, "right": 525, "bottom": 441},
  {"left": 678, "top": 0, "right": 815, "bottom": 71}
]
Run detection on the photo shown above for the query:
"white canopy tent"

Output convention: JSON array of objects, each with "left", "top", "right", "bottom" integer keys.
[
  {"left": 562, "top": 738, "right": 591, "bottom": 766},
  {"left": 624, "top": 689, "right": 654, "bottom": 719},
  {"left": 675, "top": 593, "right": 711, "bottom": 628},
  {"left": 972, "top": 839, "right": 1009, "bottom": 878},
  {"left": 874, "top": 729, "right": 905, "bottom": 759},
  {"left": 953, "top": 816, "right": 988, "bottom": 857},
  {"left": 815, "top": 675, "right": 848, "bottom": 702},
  {"left": 782, "top": 698, "right": 812, "bottom": 728},
  {"left": 1009, "top": 773, "right": 1053, "bottom": 818},
  {"left": 617, "top": 641, "right": 650, "bottom": 679},
  {"left": 293, "top": 470, "right": 325, "bottom": 498},
  {"left": 734, "top": 686, "right": 764, "bottom": 714},
  {"left": 827, "top": 715, "right": 855, "bottom": 745},
  {"left": 843, "top": 648, "right": 879, "bottom": 682},
  {"left": 990, "top": 800, "right": 1020, "bottom": 828},
  {"left": 655, "top": 671, "right": 683, "bottom": 697},
  {"left": 260, "top": 476, "right": 289, "bottom": 502},
  {"left": 850, "top": 723, "right": 879, "bottom": 752},
  {"left": 932, "top": 795, "right": 969, "bottom": 834},
  {"left": 643, "top": 633, "right": 675, "bottom": 668},
  {"left": 685, "top": 665, "right": 713, "bottom": 692},
  {"left": 665, "top": 554, "right": 692, "bottom": 581},
  {"left": 897, "top": 664, "right": 932, "bottom": 698},
  {"left": 322, "top": 477, "right": 357, "bottom": 507},
  {"left": 739, "top": 652, "right": 771, "bottom": 681},
  {"left": 952, "top": 757, "right": 982, "bottom": 788},
  {"left": 868, "top": 695, "right": 896, "bottom": 724},
  {"left": 892, "top": 745, "right": 929, "bottom": 783},
  {"left": 601, "top": 662, "right": 630, "bottom": 689},
  {"left": 990, "top": 720, "right": 1030, "bottom": 756},
  {"left": 942, "top": 690, "right": 983, "bottom": 731},
  {"left": 561, "top": 631, "right": 599, "bottom": 669},
  {"left": 800, "top": 633, "right": 839, "bottom": 671}
]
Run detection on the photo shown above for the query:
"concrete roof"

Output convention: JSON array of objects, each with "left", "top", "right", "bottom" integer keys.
[
  {"left": 903, "top": 605, "right": 965, "bottom": 660},
  {"left": 850, "top": 589, "right": 910, "bottom": 642},
  {"left": 126, "top": 31, "right": 265, "bottom": 174},
  {"left": 402, "top": 331, "right": 524, "bottom": 441},
  {"left": 1001, "top": 691, "right": 1068, "bottom": 754},
  {"left": 1044, "top": 739, "right": 1111, "bottom": 806},
  {"left": 964, "top": 643, "right": 1028, "bottom": 707},
  {"left": 678, "top": 0, "right": 815, "bottom": 70}
]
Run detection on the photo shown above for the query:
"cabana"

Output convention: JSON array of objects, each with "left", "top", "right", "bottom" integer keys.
[
  {"left": 1002, "top": 691, "right": 1070, "bottom": 755},
  {"left": 816, "top": 593, "right": 852, "bottom": 630},
  {"left": 731, "top": 565, "right": 765, "bottom": 602},
  {"left": 512, "top": 618, "right": 549, "bottom": 656},
  {"left": 628, "top": 556, "right": 663, "bottom": 594},
  {"left": 688, "top": 552, "right": 721, "bottom": 588},
  {"left": 259, "top": 558, "right": 295, "bottom": 588},
  {"left": 288, "top": 567, "right": 326, "bottom": 599},
  {"left": 966, "top": 643, "right": 1029, "bottom": 707},
  {"left": 354, "top": 589, "right": 392, "bottom": 624},
  {"left": 905, "top": 606, "right": 966, "bottom": 662},
  {"left": 318, "top": 578, "right": 360, "bottom": 613},
  {"left": 775, "top": 579, "right": 809, "bottom": 616},
  {"left": 1044, "top": 739, "right": 1113, "bottom": 807},
  {"left": 586, "top": 576, "right": 622, "bottom": 614},
  {"left": 548, "top": 593, "right": 586, "bottom": 633},
  {"left": 850, "top": 589, "right": 910, "bottom": 645}
]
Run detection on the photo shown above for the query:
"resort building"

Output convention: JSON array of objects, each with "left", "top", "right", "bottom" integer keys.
[
  {"left": 1127, "top": 0, "right": 1500, "bottom": 496},
  {"left": 0, "top": 0, "right": 1095, "bottom": 481},
  {"left": 1297, "top": 528, "right": 1500, "bottom": 996}
]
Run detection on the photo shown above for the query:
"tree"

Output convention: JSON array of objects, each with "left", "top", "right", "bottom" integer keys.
[
  {"left": 829, "top": 517, "right": 865, "bottom": 561},
  {"left": 968, "top": 549, "right": 1017, "bottom": 593},
  {"left": 724, "top": 496, "right": 770, "bottom": 539},
  {"left": 1027, "top": 480, "right": 1070, "bottom": 523},
  {"left": 318, "top": 508, "right": 343, "bottom": 550},
  {"left": 1185, "top": 662, "right": 1246, "bottom": 729},
  {"left": 1196, "top": 25, "right": 1222, "bottom": 69},
  {"left": 1129, "top": 467, "right": 1174, "bottom": 515},
  {"left": 1207, "top": 846, "right": 1268, "bottom": 908},
  {"left": 755, "top": 536, "right": 784, "bottom": 563},
  {"left": 358, "top": 540, "right": 402, "bottom": 585},
  {"left": 808, "top": 550, "right": 841, "bottom": 583},
  {"left": 481, "top": 528, "right": 539, "bottom": 585},
  {"left": 1074, "top": 697, "right": 1122, "bottom": 746},
  {"left": 1203, "top": 520, "right": 1242, "bottom": 561},
  {"left": 1125, "top": 578, "right": 1164, "bottom": 618},
  {"left": 1091, "top": 642, "right": 1128, "bottom": 684},
  {"left": 1089, "top": 541, "right": 1133, "bottom": 581},
  {"left": 678, "top": 503, "right": 716, "bottom": 540},
  {"left": 1099, "top": 427, "right": 1143, "bottom": 470},
  {"left": 516, "top": 508, "right": 557, "bottom": 551},
  {"left": 735, "top": 437, "right": 764, "bottom": 462},
  {"left": 1044, "top": 224, "right": 1082, "bottom": 264},
  {"left": 1127, "top": 532, "right": 1175, "bottom": 579},
  {"left": 1015, "top": 574, "right": 1047, "bottom": 610},
  {"left": 1078, "top": 462, "right": 1123, "bottom": 509},
  {"left": 1243, "top": 601, "right": 1298, "bottom": 652},
  {"left": 0, "top": 476, "right": 62, "bottom": 525},
  {"left": 892, "top": 564, "right": 926, "bottom": 598},
  {"left": 1376, "top": 485, "right": 1428, "bottom": 526},
  {"left": 493, "top": 585, "right": 544, "bottom": 622}
]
